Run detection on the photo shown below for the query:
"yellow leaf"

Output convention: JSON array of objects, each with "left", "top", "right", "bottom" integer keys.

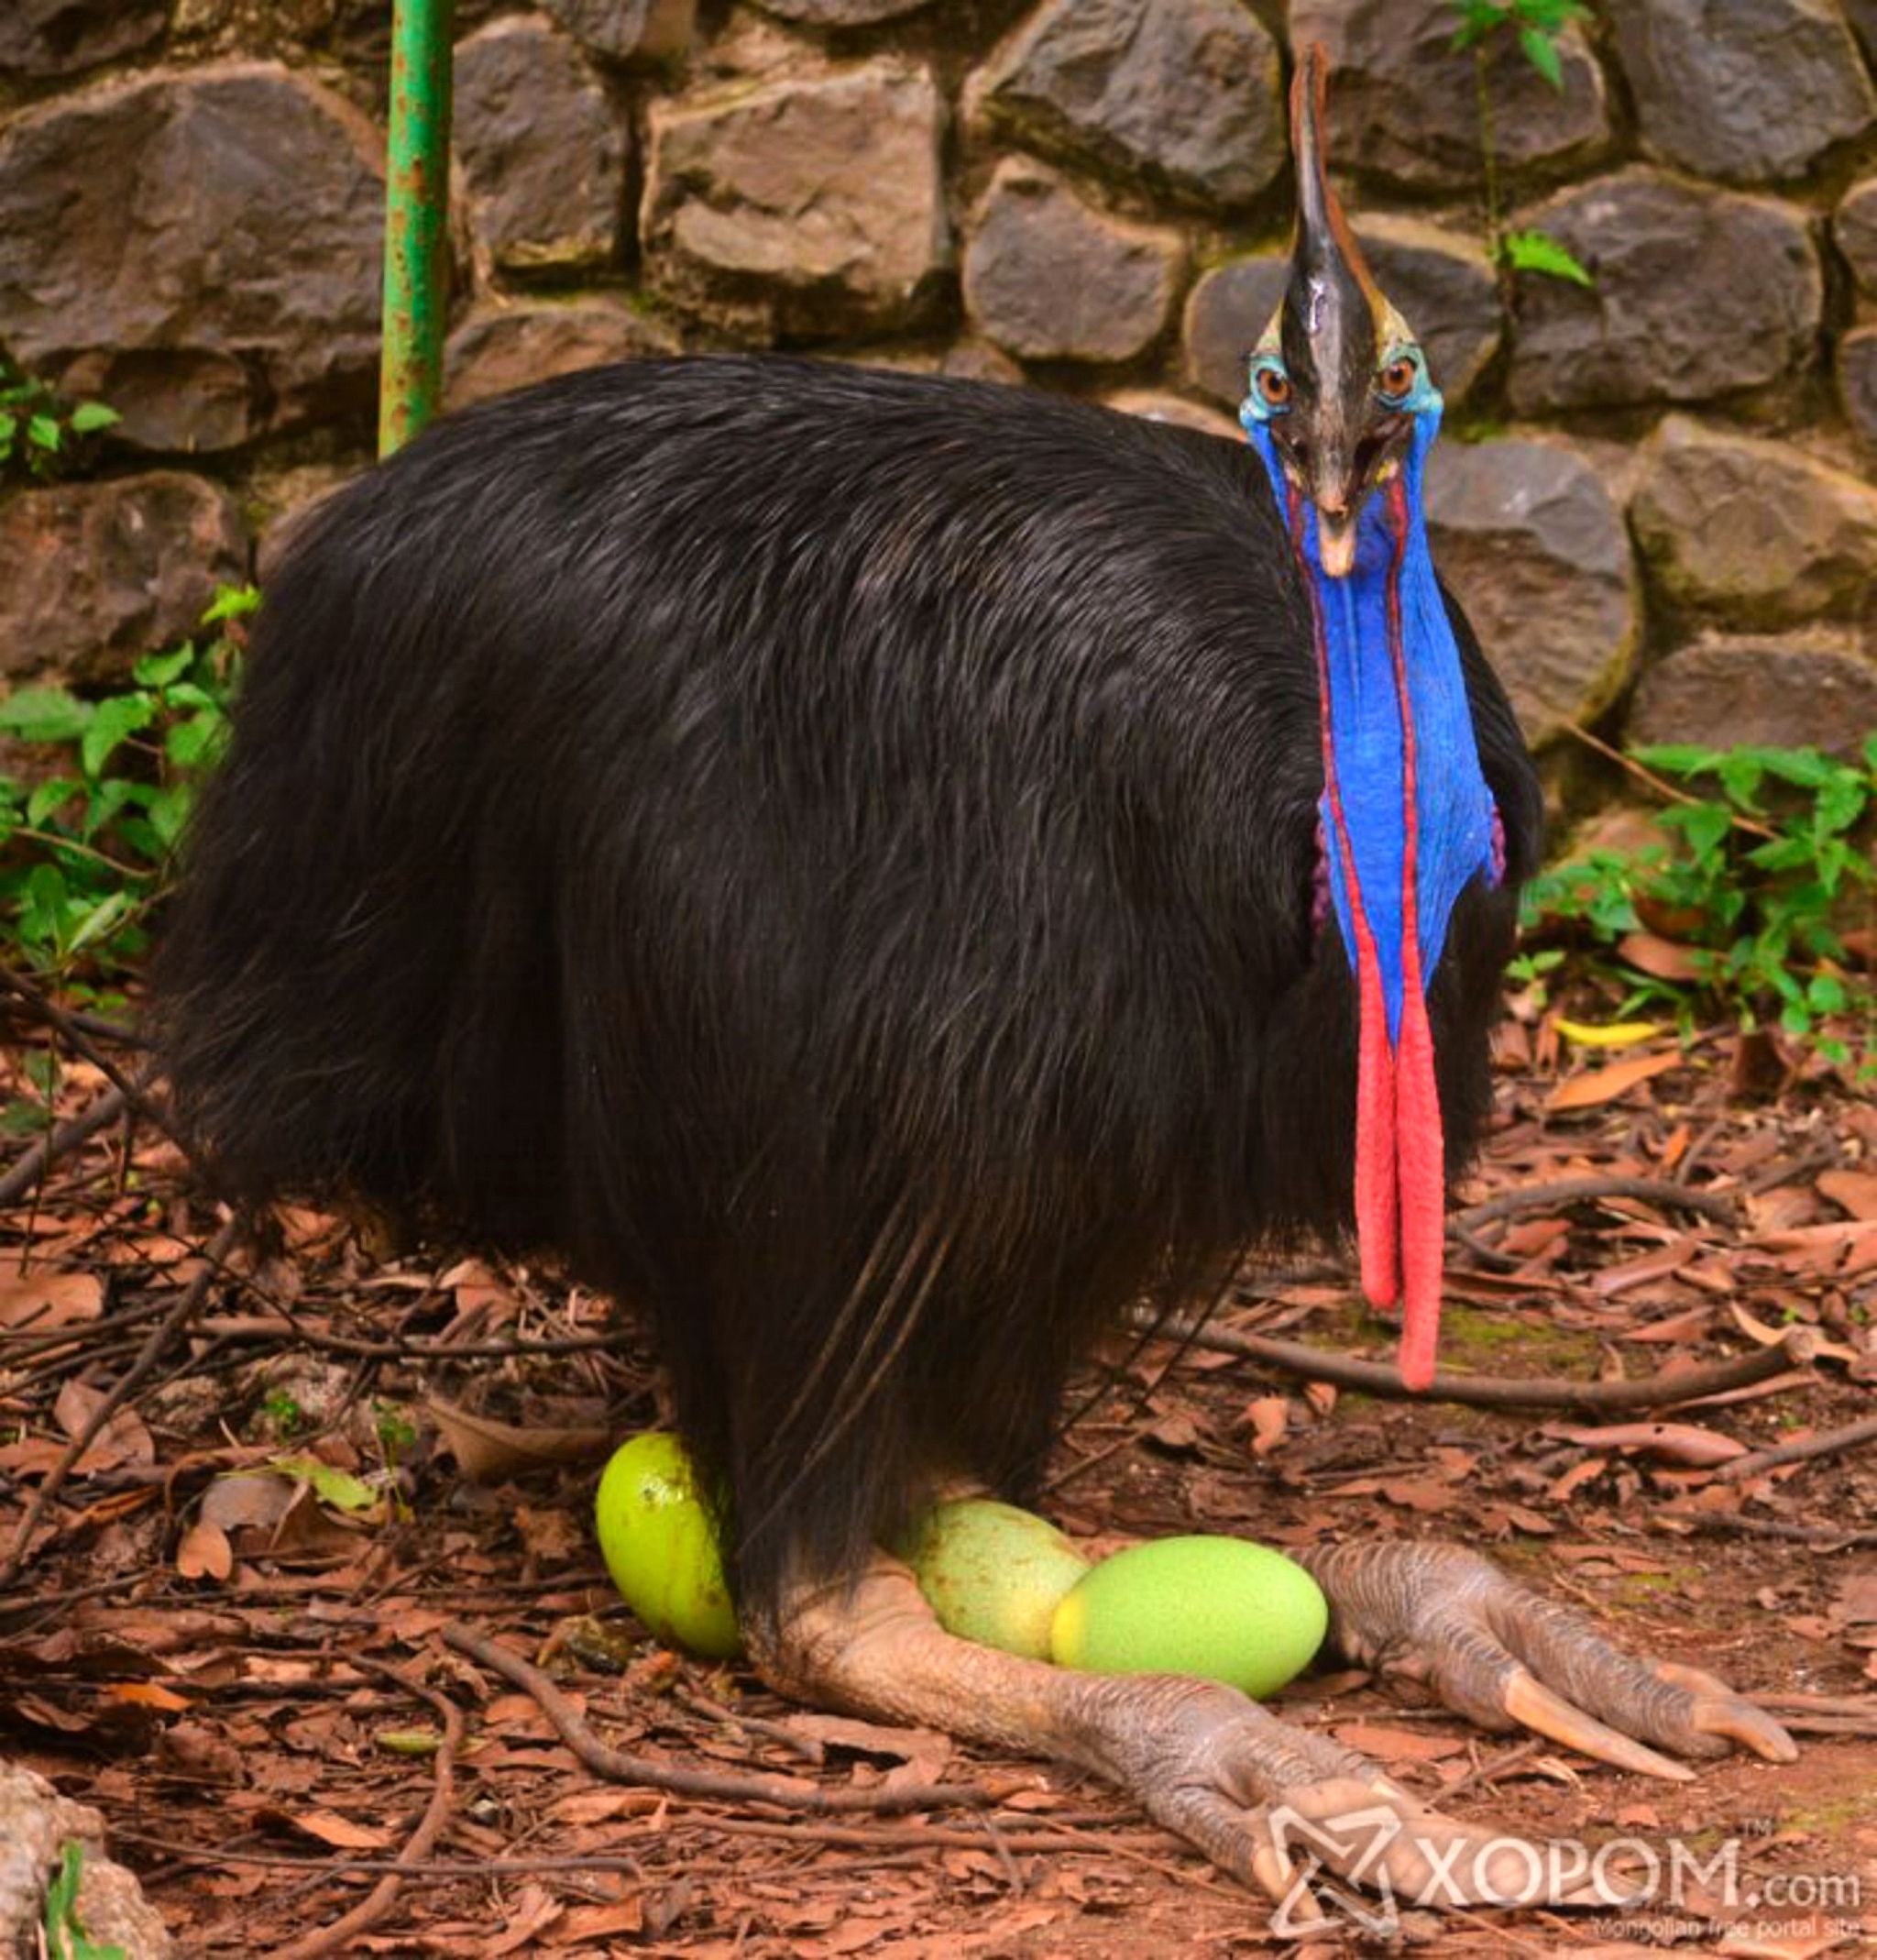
[{"left": 1553, "top": 1017, "right": 1667, "bottom": 1050}]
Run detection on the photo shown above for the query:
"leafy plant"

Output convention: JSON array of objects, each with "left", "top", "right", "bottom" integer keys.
[
  {"left": 0, "top": 358, "right": 119, "bottom": 484},
  {"left": 1451, "top": 0, "right": 1597, "bottom": 290},
  {"left": 1523, "top": 739, "right": 1877, "bottom": 1068},
  {"left": 40, "top": 1843, "right": 128, "bottom": 1960},
  {"left": 0, "top": 584, "right": 256, "bottom": 1000}
]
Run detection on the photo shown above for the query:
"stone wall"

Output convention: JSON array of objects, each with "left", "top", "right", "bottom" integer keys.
[{"left": 3, "top": 0, "right": 1876, "bottom": 788}]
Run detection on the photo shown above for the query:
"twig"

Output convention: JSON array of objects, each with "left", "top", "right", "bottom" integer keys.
[
  {"left": 0, "top": 1218, "right": 236, "bottom": 1591},
  {"left": 117, "top": 1814, "right": 1164, "bottom": 1870},
  {"left": 182, "top": 1313, "right": 615, "bottom": 1362},
  {"left": 1437, "top": 1738, "right": 1544, "bottom": 1804},
  {"left": 1562, "top": 723, "right": 1777, "bottom": 842},
  {"left": 271, "top": 1657, "right": 463, "bottom": 1960},
  {"left": 0, "top": 964, "right": 171, "bottom": 1141},
  {"left": 1666, "top": 1513, "right": 1877, "bottom": 1549},
  {"left": 441, "top": 1621, "right": 1001, "bottom": 1816},
  {"left": 1716, "top": 1414, "right": 1877, "bottom": 1485},
  {"left": 1124, "top": 1309, "right": 1820, "bottom": 1415},
  {"left": 0, "top": 1084, "right": 128, "bottom": 1208},
  {"left": 1450, "top": 1175, "right": 1736, "bottom": 1230}
]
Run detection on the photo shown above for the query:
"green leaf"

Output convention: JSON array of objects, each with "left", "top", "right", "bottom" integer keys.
[
  {"left": 269, "top": 1455, "right": 380, "bottom": 1513},
  {"left": 1816, "top": 774, "right": 1869, "bottom": 834},
  {"left": 80, "top": 694, "right": 155, "bottom": 779},
  {"left": 66, "top": 401, "right": 120, "bottom": 435},
  {"left": 0, "top": 686, "right": 92, "bottom": 743},
  {"left": 165, "top": 710, "right": 225, "bottom": 770},
  {"left": 1716, "top": 751, "right": 1766, "bottom": 808},
  {"left": 1518, "top": 22, "right": 1564, "bottom": 86},
  {"left": 66, "top": 890, "right": 135, "bottom": 956},
  {"left": 1449, "top": 0, "right": 1510, "bottom": 49},
  {"left": 0, "top": 410, "right": 16, "bottom": 459},
  {"left": 1500, "top": 228, "right": 1594, "bottom": 285},
  {"left": 1807, "top": 973, "right": 1849, "bottom": 1015},
  {"left": 40, "top": 1841, "right": 129, "bottom": 1960},
  {"left": 132, "top": 645, "right": 194, "bottom": 688},
  {"left": 27, "top": 413, "right": 61, "bottom": 452},
  {"left": 201, "top": 582, "right": 262, "bottom": 624},
  {"left": 25, "top": 777, "right": 83, "bottom": 828},
  {"left": 1632, "top": 743, "right": 1723, "bottom": 780},
  {"left": 1660, "top": 801, "right": 1731, "bottom": 860},
  {"left": 1755, "top": 746, "right": 1835, "bottom": 789},
  {"left": 143, "top": 783, "right": 194, "bottom": 848}
]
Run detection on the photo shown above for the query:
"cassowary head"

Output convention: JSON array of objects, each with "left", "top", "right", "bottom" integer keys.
[{"left": 1239, "top": 44, "right": 1443, "bottom": 579}]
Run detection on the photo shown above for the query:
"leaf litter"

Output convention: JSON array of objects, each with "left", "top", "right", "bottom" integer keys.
[{"left": 1, "top": 1013, "right": 1876, "bottom": 1954}]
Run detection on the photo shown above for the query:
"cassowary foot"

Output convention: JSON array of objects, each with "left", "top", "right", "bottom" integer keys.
[
  {"left": 747, "top": 1555, "right": 1609, "bottom": 1912},
  {"left": 1298, "top": 1540, "right": 1797, "bottom": 1780}
]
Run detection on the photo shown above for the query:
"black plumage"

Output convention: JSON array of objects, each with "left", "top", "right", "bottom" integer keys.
[{"left": 154, "top": 355, "right": 1541, "bottom": 1624}]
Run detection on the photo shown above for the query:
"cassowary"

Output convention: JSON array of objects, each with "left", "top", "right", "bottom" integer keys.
[{"left": 153, "top": 48, "right": 1792, "bottom": 1908}]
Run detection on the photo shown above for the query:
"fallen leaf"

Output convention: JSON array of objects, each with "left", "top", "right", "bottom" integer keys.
[
  {"left": 0, "top": 1259, "right": 103, "bottom": 1330},
  {"left": 1547, "top": 1422, "right": 1746, "bottom": 1467},
  {"left": 1331, "top": 1723, "right": 1465, "bottom": 1764},
  {"left": 1553, "top": 1015, "right": 1669, "bottom": 1049},
  {"left": 1547, "top": 1049, "right": 1684, "bottom": 1112},
  {"left": 1615, "top": 931, "right": 1707, "bottom": 984},
  {"left": 1246, "top": 1395, "right": 1288, "bottom": 1458},
  {"left": 176, "top": 1520, "right": 234, "bottom": 1581},
  {"left": 52, "top": 1380, "right": 153, "bottom": 1470},
  {"left": 425, "top": 1396, "right": 609, "bottom": 1481},
  {"left": 288, "top": 1808, "right": 391, "bottom": 1851},
  {"left": 1818, "top": 1169, "right": 1877, "bottom": 1222}
]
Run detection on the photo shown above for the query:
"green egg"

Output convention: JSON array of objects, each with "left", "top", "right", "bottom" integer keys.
[
  {"left": 1049, "top": 1536, "right": 1327, "bottom": 1699},
  {"left": 904, "top": 1500, "right": 1092, "bottom": 1660},
  {"left": 593, "top": 1432, "right": 741, "bottom": 1659}
]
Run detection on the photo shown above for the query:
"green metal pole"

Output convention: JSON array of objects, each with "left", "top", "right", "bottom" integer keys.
[{"left": 379, "top": 0, "right": 455, "bottom": 457}]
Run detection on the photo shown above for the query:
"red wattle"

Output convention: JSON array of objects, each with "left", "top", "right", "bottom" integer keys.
[
  {"left": 1393, "top": 974, "right": 1444, "bottom": 1392},
  {"left": 1354, "top": 955, "right": 1400, "bottom": 1311}
]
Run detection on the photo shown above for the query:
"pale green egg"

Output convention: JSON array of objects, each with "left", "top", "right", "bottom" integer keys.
[
  {"left": 1050, "top": 1536, "right": 1327, "bottom": 1699},
  {"left": 593, "top": 1432, "right": 741, "bottom": 1660},
  {"left": 904, "top": 1500, "right": 1092, "bottom": 1660}
]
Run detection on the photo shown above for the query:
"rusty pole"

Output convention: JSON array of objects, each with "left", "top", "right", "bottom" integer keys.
[{"left": 379, "top": 0, "right": 455, "bottom": 456}]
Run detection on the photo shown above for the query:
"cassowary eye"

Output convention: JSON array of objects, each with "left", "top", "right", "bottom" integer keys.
[
  {"left": 1378, "top": 356, "right": 1417, "bottom": 401},
  {"left": 1256, "top": 366, "right": 1292, "bottom": 408}
]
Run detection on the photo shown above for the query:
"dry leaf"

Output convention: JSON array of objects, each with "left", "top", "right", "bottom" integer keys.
[
  {"left": 1817, "top": 1169, "right": 1877, "bottom": 1222},
  {"left": 288, "top": 1808, "right": 391, "bottom": 1850},
  {"left": 1547, "top": 1422, "right": 1746, "bottom": 1467},
  {"left": 0, "top": 1259, "right": 103, "bottom": 1330},
  {"left": 176, "top": 1520, "right": 234, "bottom": 1582},
  {"left": 52, "top": 1380, "right": 153, "bottom": 1469},
  {"left": 1615, "top": 931, "right": 1706, "bottom": 984},
  {"left": 1548, "top": 1050, "right": 1684, "bottom": 1113},
  {"left": 425, "top": 1395, "right": 609, "bottom": 1481},
  {"left": 1246, "top": 1395, "right": 1288, "bottom": 1458}
]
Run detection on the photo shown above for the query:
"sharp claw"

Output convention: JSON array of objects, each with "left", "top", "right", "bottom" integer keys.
[
  {"left": 1500, "top": 1668, "right": 1697, "bottom": 1781},
  {"left": 1655, "top": 1664, "right": 1800, "bottom": 1763}
]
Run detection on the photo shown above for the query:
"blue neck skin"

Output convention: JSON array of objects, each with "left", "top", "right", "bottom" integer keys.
[{"left": 1246, "top": 413, "right": 1498, "bottom": 1043}]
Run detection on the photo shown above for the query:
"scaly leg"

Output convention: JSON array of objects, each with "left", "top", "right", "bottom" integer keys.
[
  {"left": 1298, "top": 1540, "right": 1796, "bottom": 1779},
  {"left": 747, "top": 1551, "right": 1611, "bottom": 1911}
]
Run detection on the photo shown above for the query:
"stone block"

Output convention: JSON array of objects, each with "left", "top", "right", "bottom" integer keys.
[
  {"left": 963, "top": 161, "right": 1184, "bottom": 365},
  {"left": 642, "top": 59, "right": 949, "bottom": 338},
  {"left": 1426, "top": 436, "right": 1639, "bottom": 748},
  {"left": 971, "top": 0, "right": 1284, "bottom": 208},
  {"left": 1506, "top": 171, "right": 1820, "bottom": 414}
]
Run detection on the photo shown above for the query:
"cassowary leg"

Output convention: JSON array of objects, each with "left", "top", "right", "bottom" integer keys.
[
  {"left": 1298, "top": 1541, "right": 1797, "bottom": 1779},
  {"left": 746, "top": 1552, "right": 1602, "bottom": 1910}
]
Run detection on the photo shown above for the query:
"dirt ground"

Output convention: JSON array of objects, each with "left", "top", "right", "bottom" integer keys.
[{"left": 3, "top": 1003, "right": 1875, "bottom": 1957}]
